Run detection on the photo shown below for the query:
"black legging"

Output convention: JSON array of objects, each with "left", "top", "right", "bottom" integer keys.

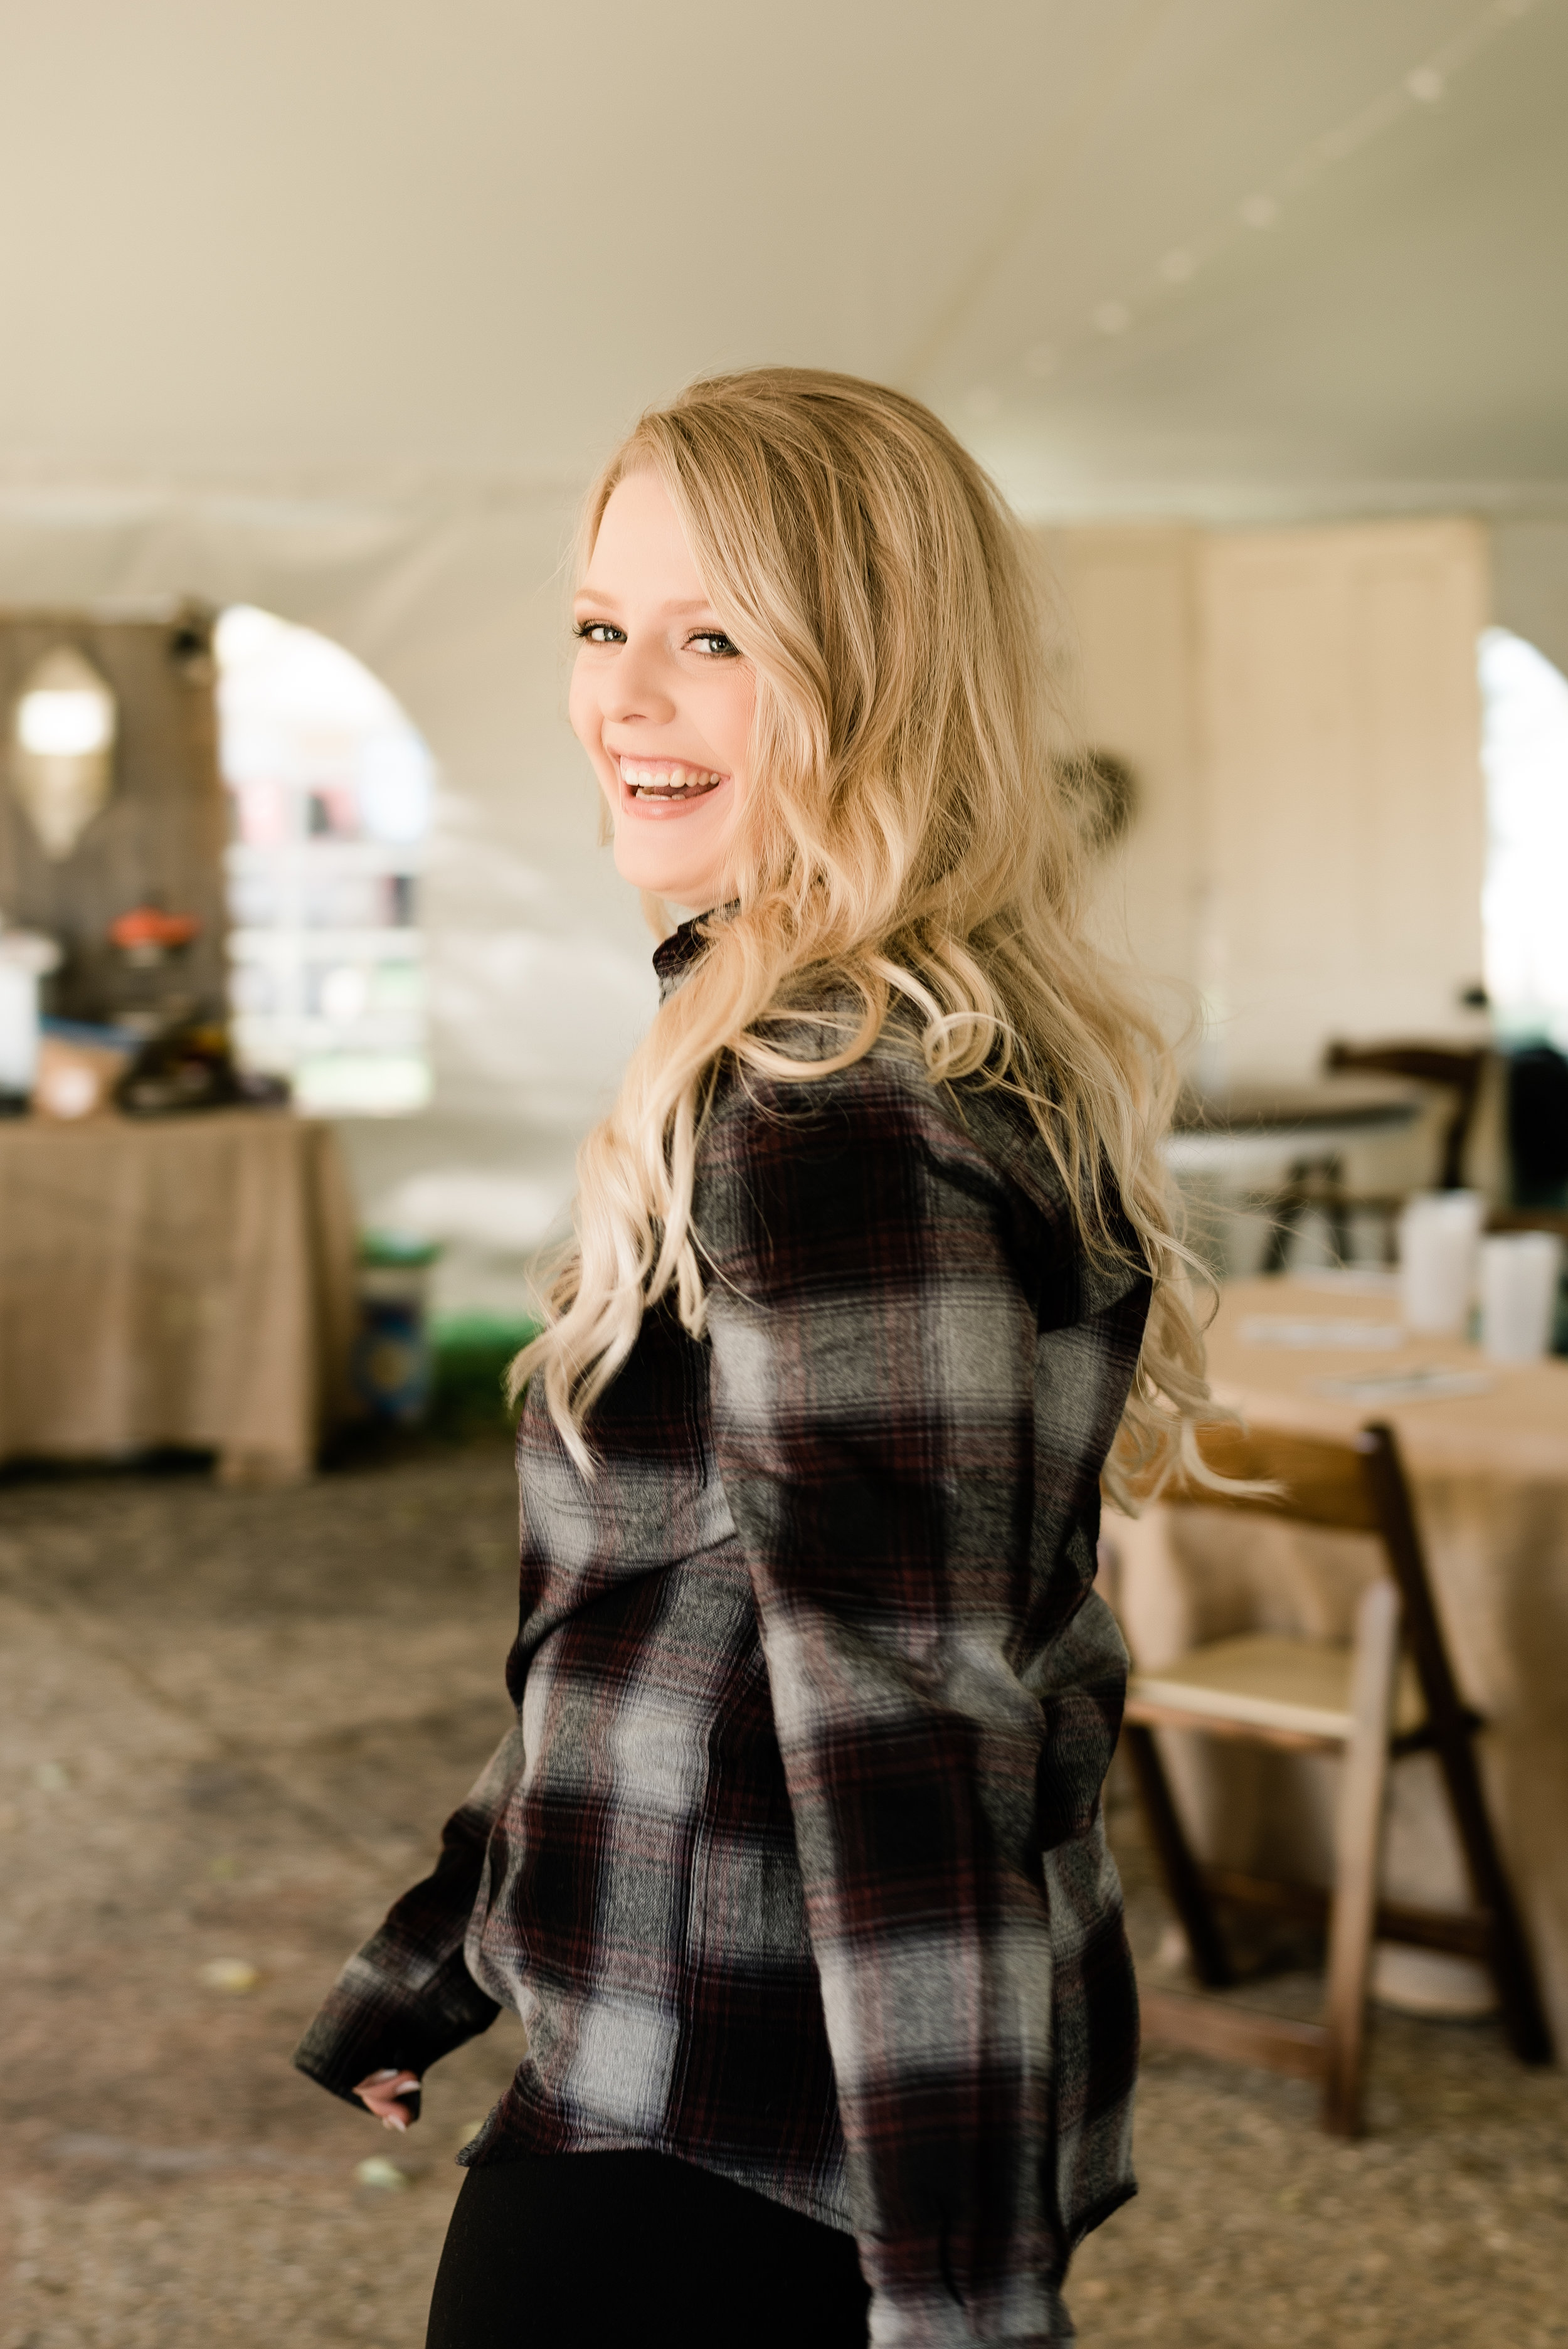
[{"left": 425, "top": 2151, "right": 872, "bottom": 2349}]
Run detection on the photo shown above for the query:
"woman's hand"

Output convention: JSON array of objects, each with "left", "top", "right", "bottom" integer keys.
[{"left": 353, "top": 2068, "right": 422, "bottom": 2131}]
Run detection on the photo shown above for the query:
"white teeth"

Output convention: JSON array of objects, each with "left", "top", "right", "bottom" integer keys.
[{"left": 618, "top": 759, "right": 723, "bottom": 799}]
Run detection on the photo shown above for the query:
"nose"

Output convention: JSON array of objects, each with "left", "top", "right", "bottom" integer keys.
[{"left": 602, "top": 635, "right": 677, "bottom": 727}]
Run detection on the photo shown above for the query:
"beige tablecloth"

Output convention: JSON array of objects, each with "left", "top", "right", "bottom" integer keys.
[
  {"left": 0, "top": 1110, "right": 358, "bottom": 1482},
  {"left": 1105, "top": 1275, "right": 1568, "bottom": 2041}
]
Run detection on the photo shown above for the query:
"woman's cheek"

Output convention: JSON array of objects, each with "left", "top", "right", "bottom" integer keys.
[{"left": 566, "top": 660, "right": 600, "bottom": 758}]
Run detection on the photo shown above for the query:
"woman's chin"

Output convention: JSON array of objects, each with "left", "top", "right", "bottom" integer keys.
[
  {"left": 623, "top": 874, "right": 727, "bottom": 913},
  {"left": 612, "top": 840, "right": 730, "bottom": 909}
]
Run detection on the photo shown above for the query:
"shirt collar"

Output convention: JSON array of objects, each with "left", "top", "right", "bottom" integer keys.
[{"left": 652, "top": 906, "right": 732, "bottom": 1002}]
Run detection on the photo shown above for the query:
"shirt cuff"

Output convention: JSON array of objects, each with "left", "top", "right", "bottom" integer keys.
[{"left": 292, "top": 1941, "right": 501, "bottom": 2105}]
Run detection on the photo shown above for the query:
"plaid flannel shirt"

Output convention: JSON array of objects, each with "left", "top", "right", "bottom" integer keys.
[{"left": 296, "top": 925, "right": 1148, "bottom": 2348}]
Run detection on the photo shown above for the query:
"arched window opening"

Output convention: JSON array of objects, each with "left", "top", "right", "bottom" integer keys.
[
  {"left": 216, "top": 607, "right": 433, "bottom": 1114},
  {"left": 1478, "top": 626, "right": 1568, "bottom": 1049}
]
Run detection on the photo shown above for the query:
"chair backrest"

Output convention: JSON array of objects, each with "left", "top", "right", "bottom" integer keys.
[
  {"left": 1323, "top": 1040, "right": 1487, "bottom": 1191},
  {"left": 1160, "top": 1419, "right": 1469, "bottom": 1739},
  {"left": 1163, "top": 1421, "right": 1382, "bottom": 1535},
  {"left": 1488, "top": 1204, "right": 1568, "bottom": 1239}
]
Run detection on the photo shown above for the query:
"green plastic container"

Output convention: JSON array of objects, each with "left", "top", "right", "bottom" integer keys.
[{"left": 430, "top": 1312, "right": 541, "bottom": 1438}]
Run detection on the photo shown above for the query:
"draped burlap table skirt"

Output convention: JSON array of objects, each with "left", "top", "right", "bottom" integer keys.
[
  {"left": 0, "top": 1110, "right": 358, "bottom": 1483},
  {"left": 1104, "top": 1275, "right": 1568, "bottom": 2045}
]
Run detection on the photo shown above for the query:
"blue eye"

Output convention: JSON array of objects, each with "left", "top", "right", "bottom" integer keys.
[
  {"left": 688, "top": 630, "right": 740, "bottom": 658},
  {"left": 574, "top": 621, "right": 625, "bottom": 645}
]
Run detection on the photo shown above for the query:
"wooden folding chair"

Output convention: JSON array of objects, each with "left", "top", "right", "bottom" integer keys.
[
  {"left": 1323, "top": 1041, "right": 1488, "bottom": 1192},
  {"left": 1119, "top": 1420, "right": 1552, "bottom": 2134}
]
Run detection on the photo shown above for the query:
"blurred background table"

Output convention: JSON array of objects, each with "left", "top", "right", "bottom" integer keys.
[
  {"left": 1107, "top": 1273, "right": 1568, "bottom": 2040},
  {"left": 1163, "top": 1079, "right": 1432, "bottom": 1276},
  {"left": 0, "top": 1110, "right": 358, "bottom": 1483},
  {"left": 1164, "top": 1077, "right": 1428, "bottom": 1170}
]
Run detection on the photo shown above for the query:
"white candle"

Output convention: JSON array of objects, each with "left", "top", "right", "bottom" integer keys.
[
  {"left": 1398, "top": 1191, "right": 1485, "bottom": 1337},
  {"left": 1480, "top": 1232, "right": 1563, "bottom": 1362}
]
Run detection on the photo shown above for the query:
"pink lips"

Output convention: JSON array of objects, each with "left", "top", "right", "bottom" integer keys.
[{"left": 615, "top": 755, "right": 731, "bottom": 819}]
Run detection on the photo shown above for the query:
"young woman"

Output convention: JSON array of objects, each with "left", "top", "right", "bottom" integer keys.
[{"left": 295, "top": 368, "right": 1212, "bottom": 2348}]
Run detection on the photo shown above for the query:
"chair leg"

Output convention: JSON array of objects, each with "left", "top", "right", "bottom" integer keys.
[
  {"left": 1122, "top": 1722, "right": 1234, "bottom": 1988},
  {"left": 1321, "top": 1578, "right": 1401, "bottom": 2136},
  {"left": 1362, "top": 1425, "right": 1555, "bottom": 2065},
  {"left": 1261, "top": 1185, "right": 1301, "bottom": 1275},
  {"left": 1325, "top": 1159, "right": 1350, "bottom": 1268},
  {"left": 1429, "top": 1717, "right": 1554, "bottom": 2064}
]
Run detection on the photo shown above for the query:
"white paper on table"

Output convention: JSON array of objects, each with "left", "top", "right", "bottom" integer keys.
[
  {"left": 1241, "top": 1316, "right": 1404, "bottom": 1350},
  {"left": 1310, "top": 1367, "right": 1496, "bottom": 1404},
  {"left": 1295, "top": 1267, "right": 1402, "bottom": 1296}
]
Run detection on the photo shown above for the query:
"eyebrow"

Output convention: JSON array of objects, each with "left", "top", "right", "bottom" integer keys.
[{"left": 571, "top": 591, "right": 719, "bottom": 615}]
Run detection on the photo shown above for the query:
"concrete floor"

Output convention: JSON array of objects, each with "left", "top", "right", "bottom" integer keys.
[{"left": 2, "top": 1442, "right": 1564, "bottom": 2348}]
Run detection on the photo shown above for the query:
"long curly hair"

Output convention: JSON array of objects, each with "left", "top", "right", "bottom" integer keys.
[{"left": 512, "top": 366, "right": 1213, "bottom": 1503}]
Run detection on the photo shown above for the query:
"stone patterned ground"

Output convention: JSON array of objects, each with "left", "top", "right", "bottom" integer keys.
[{"left": 1, "top": 1445, "right": 1563, "bottom": 2348}]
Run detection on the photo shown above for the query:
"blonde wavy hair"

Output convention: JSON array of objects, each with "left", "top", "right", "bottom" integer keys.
[{"left": 513, "top": 366, "right": 1214, "bottom": 1503}]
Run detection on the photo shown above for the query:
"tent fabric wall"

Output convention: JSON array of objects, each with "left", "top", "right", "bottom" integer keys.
[
  {"left": 1199, "top": 519, "right": 1489, "bottom": 1080},
  {"left": 1493, "top": 521, "right": 1568, "bottom": 686},
  {"left": 0, "top": 478, "right": 658, "bottom": 1302},
  {"left": 1049, "top": 516, "right": 1491, "bottom": 1089},
  {"left": 1042, "top": 526, "right": 1205, "bottom": 1007}
]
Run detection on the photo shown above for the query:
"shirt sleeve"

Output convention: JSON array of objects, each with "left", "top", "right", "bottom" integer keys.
[
  {"left": 291, "top": 1725, "right": 519, "bottom": 2102},
  {"left": 699, "top": 1063, "right": 1136, "bottom": 2348}
]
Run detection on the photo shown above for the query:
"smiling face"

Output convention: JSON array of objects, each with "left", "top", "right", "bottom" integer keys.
[{"left": 569, "top": 468, "right": 755, "bottom": 913}]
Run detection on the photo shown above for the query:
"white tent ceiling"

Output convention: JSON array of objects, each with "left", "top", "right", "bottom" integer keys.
[{"left": 2, "top": 0, "right": 1564, "bottom": 516}]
